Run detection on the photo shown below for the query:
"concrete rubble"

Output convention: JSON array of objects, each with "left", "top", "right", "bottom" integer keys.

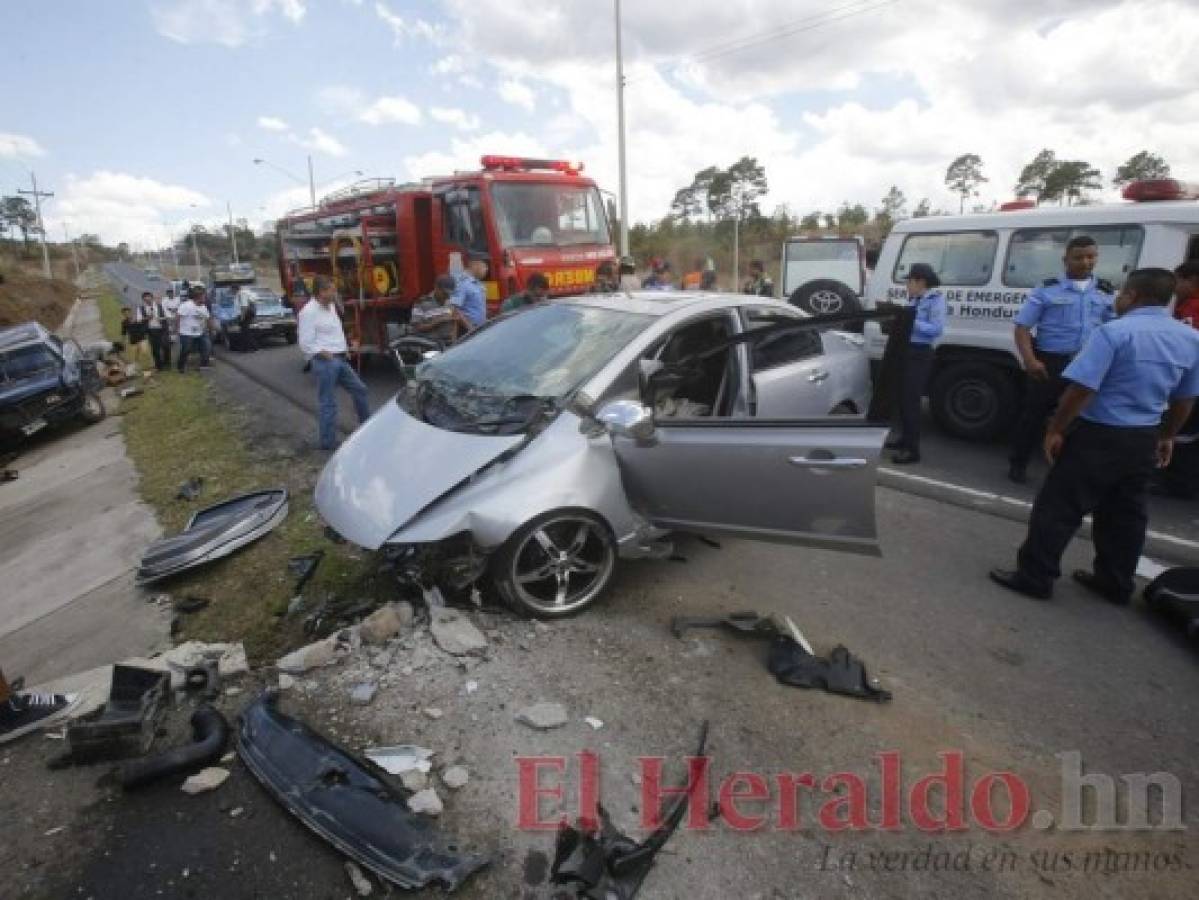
[
  {"left": 515, "top": 702, "right": 569, "bottom": 730},
  {"left": 440, "top": 766, "right": 470, "bottom": 790},
  {"left": 406, "top": 787, "right": 443, "bottom": 816},
  {"left": 181, "top": 767, "right": 230, "bottom": 795},
  {"left": 349, "top": 682, "right": 377, "bottom": 706},
  {"left": 276, "top": 631, "right": 355, "bottom": 674},
  {"left": 429, "top": 609, "right": 488, "bottom": 657},
  {"left": 358, "top": 601, "right": 413, "bottom": 645}
]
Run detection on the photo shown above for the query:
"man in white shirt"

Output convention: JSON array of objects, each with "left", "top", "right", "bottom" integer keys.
[
  {"left": 298, "top": 275, "right": 371, "bottom": 450},
  {"left": 161, "top": 288, "right": 181, "bottom": 341},
  {"left": 176, "top": 286, "right": 212, "bottom": 372}
]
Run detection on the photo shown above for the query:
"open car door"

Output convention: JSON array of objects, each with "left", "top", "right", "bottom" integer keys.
[{"left": 610, "top": 418, "right": 885, "bottom": 555}]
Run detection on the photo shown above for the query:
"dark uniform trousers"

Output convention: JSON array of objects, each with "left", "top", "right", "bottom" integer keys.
[
  {"left": 1017, "top": 421, "right": 1158, "bottom": 599},
  {"left": 1009, "top": 350, "right": 1074, "bottom": 468},
  {"left": 897, "top": 344, "right": 934, "bottom": 453}
]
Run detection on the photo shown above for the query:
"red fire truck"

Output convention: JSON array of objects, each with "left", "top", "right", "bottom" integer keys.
[{"left": 274, "top": 156, "right": 617, "bottom": 356}]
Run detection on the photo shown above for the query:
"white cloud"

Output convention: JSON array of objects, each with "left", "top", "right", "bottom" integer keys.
[
  {"left": 291, "top": 127, "right": 349, "bottom": 157},
  {"left": 257, "top": 116, "right": 289, "bottom": 132},
  {"left": 429, "top": 107, "right": 480, "bottom": 131},
  {"left": 151, "top": 0, "right": 306, "bottom": 47},
  {"left": 0, "top": 132, "right": 44, "bottom": 159},
  {"left": 50, "top": 171, "right": 210, "bottom": 247},
  {"left": 429, "top": 0, "right": 1199, "bottom": 223},
  {"left": 375, "top": 1, "right": 442, "bottom": 44},
  {"left": 498, "top": 79, "right": 536, "bottom": 112},
  {"left": 360, "top": 95, "right": 423, "bottom": 126},
  {"left": 403, "top": 131, "right": 549, "bottom": 182},
  {"left": 224, "top": 132, "right": 243, "bottom": 148}
]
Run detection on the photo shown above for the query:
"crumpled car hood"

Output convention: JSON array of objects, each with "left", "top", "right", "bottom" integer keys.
[{"left": 315, "top": 399, "right": 523, "bottom": 549}]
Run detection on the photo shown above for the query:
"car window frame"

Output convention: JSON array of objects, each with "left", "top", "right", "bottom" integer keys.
[
  {"left": 1001, "top": 224, "right": 1145, "bottom": 289},
  {"left": 891, "top": 230, "right": 998, "bottom": 287},
  {"left": 739, "top": 305, "right": 822, "bottom": 372}
]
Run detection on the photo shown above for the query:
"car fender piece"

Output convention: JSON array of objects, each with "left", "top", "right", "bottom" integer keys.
[
  {"left": 137, "top": 489, "right": 289, "bottom": 583},
  {"left": 236, "top": 692, "right": 489, "bottom": 892}
]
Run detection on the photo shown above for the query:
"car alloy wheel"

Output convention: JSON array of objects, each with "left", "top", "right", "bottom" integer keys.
[{"left": 496, "top": 511, "right": 616, "bottom": 618}]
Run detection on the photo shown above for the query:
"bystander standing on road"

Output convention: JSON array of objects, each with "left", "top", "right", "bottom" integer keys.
[
  {"left": 120, "top": 304, "right": 151, "bottom": 370},
  {"left": 409, "top": 274, "right": 462, "bottom": 345},
  {"left": 1155, "top": 261, "right": 1199, "bottom": 498},
  {"left": 161, "top": 287, "right": 181, "bottom": 344},
  {"left": 591, "top": 260, "right": 619, "bottom": 293},
  {"left": 138, "top": 291, "right": 170, "bottom": 371},
  {"left": 298, "top": 275, "right": 371, "bottom": 451},
  {"left": 642, "top": 260, "right": 675, "bottom": 291},
  {"left": 452, "top": 258, "right": 488, "bottom": 336},
  {"left": 501, "top": 272, "right": 550, "bottom": 312},
  {"left": 990, "top": 268, "right": 1199, "bottom": 604},
  {"left": 175, "top": 286, "right": 211, "bottom": 372},
  {"left": 1008, "top": 236, "right": 1115, "bottom": 484},
  {"left": 887, "top": 262, "right": 947, "bottom": 465},
  {"left": 742, "top": 260, "right": 775, "bottom": 297}
]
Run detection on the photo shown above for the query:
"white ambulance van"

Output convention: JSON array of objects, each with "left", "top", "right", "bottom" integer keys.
[{"left": 863, "top": 179, "right": 1199, "bottom": 440}]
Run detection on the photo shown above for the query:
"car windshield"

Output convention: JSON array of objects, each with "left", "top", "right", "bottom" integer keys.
[
  {"left": 407, "top": 304, "right": 652, "bottom": 433},
  {"left": 492, "top": 183, "right": 609, "bottom": 248},
  {"left": 0, "top": 346, "right": 58, "bottom": 382}
]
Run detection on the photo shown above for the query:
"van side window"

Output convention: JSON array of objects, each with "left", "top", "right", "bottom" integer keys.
[
  {"left": 892, "top": 232, "right": 997, "bottom": 286},
  {"left": 1004, "top": 225, "right": 1143, "bottom": 289}
]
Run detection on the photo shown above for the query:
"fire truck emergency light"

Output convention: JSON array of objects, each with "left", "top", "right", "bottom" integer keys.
[{"left": 480, "top": 155, "right": 584, "bottom": 174}]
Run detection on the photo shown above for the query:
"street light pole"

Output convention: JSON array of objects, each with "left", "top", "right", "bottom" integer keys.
[
  {"left": 227, "top": 200, "right": 239, "bottom": 263},
  {"left": 62, "top": 222, "right": 80, "bottom": 279},
  {"left": 613, "top": 0, "right": 630, "bottom": 259}
]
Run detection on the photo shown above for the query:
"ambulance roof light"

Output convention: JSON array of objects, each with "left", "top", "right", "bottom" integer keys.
[
  {"left": 999, "top": 199, "right": 1037, "bottom": 211},
  {"left": 1122, "top": 179, "right": 1199, "bottom": 202}
]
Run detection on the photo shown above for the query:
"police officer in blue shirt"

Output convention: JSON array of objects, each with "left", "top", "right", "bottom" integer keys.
[
  {"left": 887, "top": 262, "right": 947, "bottom": 464},
  {"left": 1008, "top": 235, "right": 1115, "bottom": 483},
  {"left": 451, "top": 257, "right": 489, "bottom": 335},
  {"left": 990, "top": 268, "right": 1199, "bottom": 604}
]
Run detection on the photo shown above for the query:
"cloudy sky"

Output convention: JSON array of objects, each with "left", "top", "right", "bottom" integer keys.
[{"left": 1, "top": 0, "right": 1197, "bottom": 248}]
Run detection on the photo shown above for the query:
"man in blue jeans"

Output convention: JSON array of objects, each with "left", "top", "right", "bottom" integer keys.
[{"left": 298, "top": 276, "right": 371, "bottom": 450}]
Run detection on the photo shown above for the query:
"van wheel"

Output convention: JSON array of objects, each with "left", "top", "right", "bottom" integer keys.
[
  {"left": 80, "top": 391, "right": 106, "bottom": 424},
  {"left": 492, "top": 510, "right": 617, "bottom": 619},
  {"left": 789, "top": 280, "right": 861, "bottom": 316},
  {"left": 930, "top": 362, "right": 1016, "bottom": 441}
]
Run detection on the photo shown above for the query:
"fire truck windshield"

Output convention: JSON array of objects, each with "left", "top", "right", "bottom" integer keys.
[{"left": 491, "top": 183, "right": 609, "bottom": 249}]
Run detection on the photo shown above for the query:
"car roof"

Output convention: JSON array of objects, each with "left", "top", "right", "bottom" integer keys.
[
  {"left": 561, "top": 290, "right": 792, "bottom": 318},
  {"left": 891, "top": 200, "right": 1199, "bottom": 234},
  {"left": 0, "top": 322, "right": 52, "bottom": 353}
]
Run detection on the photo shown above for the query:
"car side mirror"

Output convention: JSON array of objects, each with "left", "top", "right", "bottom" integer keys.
[{"left": 596, "top": 399, "right": 655, "bottom": 441}]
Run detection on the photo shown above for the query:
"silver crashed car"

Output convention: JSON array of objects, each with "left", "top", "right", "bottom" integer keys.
[{"left": 316, "top": 291, "right": 886, "bottom": 617}]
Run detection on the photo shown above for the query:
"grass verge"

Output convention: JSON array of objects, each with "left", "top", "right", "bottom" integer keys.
[{"left": 97, "top": 291, "right": 385, "bottom": 663}]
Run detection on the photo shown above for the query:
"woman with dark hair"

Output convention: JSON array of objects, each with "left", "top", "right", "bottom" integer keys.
[{"left": 888, "top": 262, "right": 946, "bottom": 464}]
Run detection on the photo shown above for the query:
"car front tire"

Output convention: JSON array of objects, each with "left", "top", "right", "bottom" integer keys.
[{"left": 492, "top": 509, "right": 617, "bottom": 619}]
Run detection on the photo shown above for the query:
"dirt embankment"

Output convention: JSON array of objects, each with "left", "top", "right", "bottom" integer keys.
[{"left": 0, "top": 266, "right": 78, "bottom": 329}]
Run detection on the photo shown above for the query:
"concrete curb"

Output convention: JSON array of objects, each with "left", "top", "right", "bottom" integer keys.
[{"left": 878, "top": 467, "right": 1199, "bottom": 567}]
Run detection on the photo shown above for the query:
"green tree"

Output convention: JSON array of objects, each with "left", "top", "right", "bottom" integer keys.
[
  {"left": 800, "top": 211, "right": 822, "bottom": 230},
  {"left": 0, "top": 196, "right": 37, "bottom": 253},
  {"left": 945, "top": 153, "right": 987, "bottom": 213},
  {"left": 822, "top": 212, "right": 837, "bottom": 230},
  {"left": 708, "top": 156, "right": 768, "bottom": 223},
  {"left": 1112, "top": 151, "right": 1170, "bottom": 188},
  {"left": 836, "top": 202, "right": 869, "bottom": 232},
  {"left": 670, "top": 165, "right": 720, "bottom": 222},
  {"left": 1014, "top": 149, "right": 1058, "bottom": 201},
  {"left": 1042, "top": 160, "right": 1102, "bottom": 206},
  {"left": 874, "top": 185, "right": 907, "bottom": 235},
  {"left": 912, "top": 198, "right": 932, "bottom": 218}
]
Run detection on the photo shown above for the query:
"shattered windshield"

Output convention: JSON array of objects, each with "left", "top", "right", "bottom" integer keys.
[
  {"left": 492, "top": 183, "right": 609, "bottom": 248},
  {"left": 403, "top": 304, "right": 652, "bottom": 434},
  {"left": 0, "top": 346, "right": 59, "bottom": 382}
]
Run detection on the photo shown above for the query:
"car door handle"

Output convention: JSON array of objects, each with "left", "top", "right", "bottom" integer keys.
[
  {"left": 788, "top": 455, "right": 868, "bottom": 469},
  {"left": 807, "top": 370, "right": 829, "bottom": 383}
]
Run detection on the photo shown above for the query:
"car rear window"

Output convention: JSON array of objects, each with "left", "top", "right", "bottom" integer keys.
[
  {"left": 1003, "top": 225, "right": 1144, "bottom": 288},
  {"left": 785, "top": 241, "right": 860, "bottom": 263},
  {"left": 893, "top": 231, "right": 997, "bottom": 286}
]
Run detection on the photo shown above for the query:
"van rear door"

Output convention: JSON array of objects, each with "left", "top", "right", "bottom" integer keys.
[{"left": 781, "top": 237, "right": 864, "bottom": 315}]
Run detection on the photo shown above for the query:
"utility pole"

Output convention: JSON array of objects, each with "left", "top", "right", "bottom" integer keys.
[
  {"left": 227, "top": 200, "right": 239, "bottom": 263},
  {"left": 307, "top": 155, "right": 316, "bottom": 208},
  {"left": 613, "top": 0, "right": 630, "bottom": 259},
  {"left": 18, "top": 171, "right": 54, "bottom": 278},
  {"left": 733, "top": 215, "right": 740, "bottom": 292},
  {"left": 191, "top": 227, "right": 202, "bottom": 278},
  {"left": 62, "top": 223, "right": 80, "bottom": 279}
]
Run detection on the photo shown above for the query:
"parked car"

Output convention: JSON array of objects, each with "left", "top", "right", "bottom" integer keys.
[
  {"left": 781, "top": 235, "right": 865, "bottom": 315},
  {"left": 0, "top": 323, "right": 105, "bottom": 447},
  {"left": 213, "top": 287, "right": 297, "bottom": 349},
  {"left": 316, "top": 292, "right": 884, "bottom": 618}
]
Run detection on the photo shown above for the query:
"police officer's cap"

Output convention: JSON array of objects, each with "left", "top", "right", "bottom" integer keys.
[{"left": 907, "top": 263, "right": 941, "bottom": 288}]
